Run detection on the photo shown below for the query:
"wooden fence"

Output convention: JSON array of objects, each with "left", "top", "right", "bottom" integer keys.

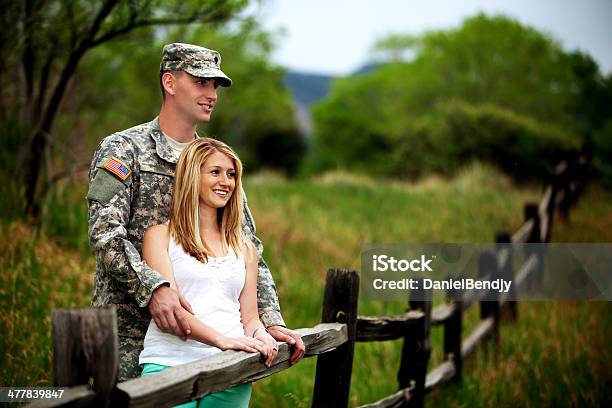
[{"left": 30, "top": 155, "right": 589, "bottom": 408}]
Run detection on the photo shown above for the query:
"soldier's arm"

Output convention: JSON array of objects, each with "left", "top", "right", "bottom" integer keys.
[
  {"left": 87, "top": 134, "right": 170, "bottom": 308},
  {"left": 241, "top": 191, "right": 286, "bottom": 328}
]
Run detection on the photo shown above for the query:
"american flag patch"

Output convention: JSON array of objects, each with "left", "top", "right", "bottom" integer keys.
[{"left": 103, "top": 156, "right": 131, "bottom": 181}]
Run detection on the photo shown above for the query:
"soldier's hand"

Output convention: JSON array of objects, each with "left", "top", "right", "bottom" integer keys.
[{"left": 148, "top": 285, "right": 192, "bottom": 341}]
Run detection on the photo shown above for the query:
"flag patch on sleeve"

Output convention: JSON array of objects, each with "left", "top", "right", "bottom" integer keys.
[{"left": 103, "top": 156, "right": 131, "bottom": 181}]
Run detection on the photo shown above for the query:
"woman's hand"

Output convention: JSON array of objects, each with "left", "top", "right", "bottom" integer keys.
[
  {"left": 216, "top": 335, "right": 267, "bottom": 355},
  {"left": 254, "top": 328, "right": 279, "bottom": 368}
]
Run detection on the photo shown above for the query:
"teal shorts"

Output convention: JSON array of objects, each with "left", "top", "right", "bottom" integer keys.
[{"left": 141, "top": 363, "right": 252, "bottom": 408}]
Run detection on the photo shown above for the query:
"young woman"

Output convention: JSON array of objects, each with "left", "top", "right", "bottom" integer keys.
[{"left": 138, "top": 138, "right": 278, "bottom": 407}]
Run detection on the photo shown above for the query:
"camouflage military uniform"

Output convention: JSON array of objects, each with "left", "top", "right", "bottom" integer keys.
[{"left": 87, "top": 118, "right": 285, "bottom": 382}]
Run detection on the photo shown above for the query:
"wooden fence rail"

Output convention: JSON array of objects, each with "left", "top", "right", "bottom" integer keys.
[
  {"left": 31, "top": 322, "right": 346, "bottom": 407},
  {"left": 30, "top": 155, "right": 589, "bottom": 408}
]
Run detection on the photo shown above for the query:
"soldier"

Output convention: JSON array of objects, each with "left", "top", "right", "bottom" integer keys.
[{"left": 87, "top": 42, "right": 305, "bottom": 381}]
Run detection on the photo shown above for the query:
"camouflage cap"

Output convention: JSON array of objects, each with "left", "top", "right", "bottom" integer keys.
[{"left": 160, "top": 43, "right": 232, "bottom": 87}]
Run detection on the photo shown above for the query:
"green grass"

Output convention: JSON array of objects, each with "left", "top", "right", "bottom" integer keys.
[
  {"left": 0, "top": 222, "right": 94, "bottom": 386},
  {"left": 426, "top": 301, "right": 611, "bottom": 407},
  {"left": 1, "top": 162, "right": 610, "bottom": 406}
]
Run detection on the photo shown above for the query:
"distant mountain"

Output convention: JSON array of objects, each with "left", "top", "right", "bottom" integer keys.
[
  {"left": 283, "top": 71, "right": 333, "bottom": 136},
  {"left": 284, "top": 71, "right": 334, "bottom": 108},
  {"left": 284, "top": 65, "right": 380, "bottom": 136},
  {"left": 351, "top": 63, "right": 379, "bottom": 76}
]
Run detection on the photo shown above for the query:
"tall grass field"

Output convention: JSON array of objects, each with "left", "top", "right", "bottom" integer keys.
[{"left": 1, "top": 162, "right": 610, "bottom": 406}]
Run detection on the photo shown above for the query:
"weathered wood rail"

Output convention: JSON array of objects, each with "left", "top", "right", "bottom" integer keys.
[
  {"left": 30, "top": 155, "right": 589, "bottom": 408},
  {"left": 30, "top": 322, "right": 347, "bottom": 407}
]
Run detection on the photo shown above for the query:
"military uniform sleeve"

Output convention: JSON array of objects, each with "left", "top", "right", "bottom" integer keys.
[
  {"left": 87, "top": 135, "right": 170, "bottom": 308},
  {"left": 242, "top": 190, "right": 286, "bottom": 328}
]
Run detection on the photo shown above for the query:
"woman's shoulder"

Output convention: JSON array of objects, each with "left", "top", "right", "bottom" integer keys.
[{"left": 240, "top": 239, "right": 259, "bottom": 266}]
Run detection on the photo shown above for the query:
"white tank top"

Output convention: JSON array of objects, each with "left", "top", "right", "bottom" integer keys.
[{"left": 139, "top": 236, "right": 246, "bottom": 367}]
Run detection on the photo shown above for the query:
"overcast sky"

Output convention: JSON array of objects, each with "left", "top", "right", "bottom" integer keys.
[{"left": 248, "top": 0, "right": 612, "bottom": 76}]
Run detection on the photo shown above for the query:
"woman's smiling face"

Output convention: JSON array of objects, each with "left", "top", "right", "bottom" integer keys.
[{"left": 199, "top": 151, "right": 236, "bottom": 209}]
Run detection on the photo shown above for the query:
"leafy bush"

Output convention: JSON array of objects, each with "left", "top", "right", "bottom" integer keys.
[
  {"left": 592, "top": 120, "right": 612, "bottom": 189},
  {"left": 422, "top": 101, "right": 581, "bottom": 180},
  {"left": 308, "top": 98, "right": 580, "bottom": 181}
]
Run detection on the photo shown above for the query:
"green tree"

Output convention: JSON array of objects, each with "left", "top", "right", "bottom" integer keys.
[
  {"left": 309, "top": 13, "right": 607, "bottom": 181},
  {"left": 1, "top": 0, "right": 247, "bottom": 219},
  {"left": 371, "top": 14, "right": 579, "bottom": 124}
]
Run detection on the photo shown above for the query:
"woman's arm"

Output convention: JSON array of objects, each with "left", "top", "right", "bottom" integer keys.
[
  {"left": 174, "top": 308, "right": 266, "bottom": 354},
  {"left": 239, "top": 241, "right": 263, "bottom": 336},
  {"left": 142, "top": 225, "right": 267, "bottom": 354},
  {"left": 239, "top": 241, "right": 278, "bottom": 367}
]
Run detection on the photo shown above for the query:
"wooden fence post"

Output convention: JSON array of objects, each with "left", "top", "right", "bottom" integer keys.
[
  {"left": 524, "top": 203, "right": 543, "bottom": 289},
  {"left": 496, "top": 232, "right": 517, "bottom": 321},
  {"left": 397, "top": 278, "right": 432, "bottom": 408},
  {"left": 542, "top": 172, "right": 561, "bottom": 243},
  {"left": 444, "top": 279, "right": 463, "bottom": 382},
  {"left": 557, "top": 164, "right": 572, "bottom": 221},
  {"left": 478, "top": 252, "right": 500, "bottom": 348},
  {"left": 312, "top": 269, "right": 360, "bottom": 408},
  {"left": 564, "top": 154, "right": 579, "bottom": 214},
  {"left": 524, "top": 203, "right": 541, "bottom": 244},
  {"left": 52, "top": 307, "right": 118, "bottom": 407},
  {"left": 573, "top": 154, "right": 589, "bottom": 204}
]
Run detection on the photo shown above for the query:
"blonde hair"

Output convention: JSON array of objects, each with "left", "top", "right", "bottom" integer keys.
[{"left": 169, "top": 137, "right": 250, "bottom": 262}]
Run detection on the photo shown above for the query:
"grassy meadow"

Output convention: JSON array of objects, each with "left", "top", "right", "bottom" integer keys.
[{"left": 1, "top": 162, "right": 610, "bottom": 406}]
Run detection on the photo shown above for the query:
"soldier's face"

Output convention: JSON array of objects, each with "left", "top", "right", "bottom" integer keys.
[
  {"left": 199, "top": 151, "right": 236, "bottom": 209},
  {"left": 173, "top": 72, "right": 218, "bottom": 124}
]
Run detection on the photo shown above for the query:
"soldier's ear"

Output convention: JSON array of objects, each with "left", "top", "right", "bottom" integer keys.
[{"left": 161, "top": 72, "right": 177, "bottom": 96}]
